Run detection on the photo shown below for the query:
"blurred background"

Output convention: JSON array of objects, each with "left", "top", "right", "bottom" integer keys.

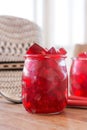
[{"left": 0, "top": 0, "right": 86, "bottom": 54}]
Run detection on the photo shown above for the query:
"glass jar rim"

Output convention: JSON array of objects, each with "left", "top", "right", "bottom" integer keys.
[
  {"left": 72, "top": 57, "right": 87, "bottom": 60},
  {"left": 25, "top": 54, "right": 66, "bottom": 59}
]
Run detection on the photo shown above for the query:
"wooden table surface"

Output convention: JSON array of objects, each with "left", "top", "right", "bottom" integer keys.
[{"left": 0, "top": 97, "right": 87, "bottom": 130}]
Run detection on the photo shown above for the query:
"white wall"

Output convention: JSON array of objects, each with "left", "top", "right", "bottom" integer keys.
[{"left": 0, "top": 0, "right": 35, "bottom": 21}]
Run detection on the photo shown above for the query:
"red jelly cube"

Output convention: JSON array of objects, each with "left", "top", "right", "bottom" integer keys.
[
  {"left": 26, "top": 43, "right": 47, "bottom": 55},
  {"left": 48, "top": 47, "right": 57, "bottom": 54},
  {"left": 58, "top": 48, "right": 67, "bottom": 55},
  {"left": 78, "top": 52, "right": 87, "bottom": 58}
]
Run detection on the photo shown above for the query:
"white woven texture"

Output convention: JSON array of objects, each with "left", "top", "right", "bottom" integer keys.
[
  {"left": 0, "top": 15, "right": 42, "bottom": 57},
  {"left": 0, "top": 71, "right": 22, "bottom": 98},
  {"left": 0, "top": 15, "right": 42, "bottom": 101}
]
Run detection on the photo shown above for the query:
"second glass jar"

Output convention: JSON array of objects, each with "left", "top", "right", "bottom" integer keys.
[{"left": 70, "top": 57, "right": 87, "bottom": 97}]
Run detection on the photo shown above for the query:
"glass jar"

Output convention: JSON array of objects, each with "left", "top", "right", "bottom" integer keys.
[
  {"left": 70, "top": 57, "right": 87, "bottom": 97},
  {"left": 22, "top": 54, "right": 68, "bottom": 114}
]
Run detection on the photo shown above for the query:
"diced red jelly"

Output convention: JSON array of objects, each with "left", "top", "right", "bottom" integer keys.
[
  {"left": 58, "top": 48, "right": 67, "bottom": 55},
  {"left": 48, "top": 47, "right": 57, "bottom": 54},
  {"left": 70, "top": 56, "right": 87, "bottom": 97},
  {"left": 78, "top": 52, "right": 87, "bottom": 58},
  {"left": 22, "top": 44, "right": 67, "bottom": 114},
  {"left": 22, "top": 58, "right": 67, "bottom": 114},
  {"left": 70, "top": 74, "right": 87, "bottom": 97},
  {"left": 26, "top": 43, "right": 47, "bottom": 55}
]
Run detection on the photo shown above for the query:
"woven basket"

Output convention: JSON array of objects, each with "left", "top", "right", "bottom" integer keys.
[{"left": 0, "top": 15, "right": 42, "bottom": 102}]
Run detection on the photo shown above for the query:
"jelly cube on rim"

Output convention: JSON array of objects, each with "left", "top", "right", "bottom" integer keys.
[
  {"left": 58, "top": 48, "right": 67, "bottom": 55},
  {"left": 26, "top": 43, "right": 47, "bottom": 55},
  {"left": 48, "top": 47, "right": 57, "bottom": 54},
  {"left": 78, "top": 52, "right": 87, "bottom": 58}
]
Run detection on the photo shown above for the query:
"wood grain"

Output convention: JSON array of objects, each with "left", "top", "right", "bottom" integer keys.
[{"left": 0, "top": 97, "right": 87, "bottom": 130}]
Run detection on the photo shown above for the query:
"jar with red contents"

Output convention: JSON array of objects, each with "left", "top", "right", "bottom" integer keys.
[
  {"left": 22, "top": 54, "right": 68, "bottom": 114},
  {"left": 70, "top": 56, "right": 87, "bottom": 97}
]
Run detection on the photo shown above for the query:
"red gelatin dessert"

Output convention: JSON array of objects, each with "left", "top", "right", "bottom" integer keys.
[
  {"left": 70, "top": 52, "right": 87, "bottom": 97},
  {"left": 26, "top": 43, "right": 47, "bottom": 55},
  {"left": 22, "top": 43, "right": 68, "bottom": 114},
  {"left": 48, "top": 47, "right": 57, "bottom": 54}
]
